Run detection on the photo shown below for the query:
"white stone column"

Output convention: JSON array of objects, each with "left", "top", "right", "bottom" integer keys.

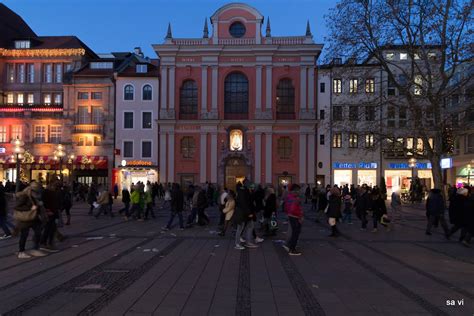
[
  {"left": 211, "top": 132, "right": 217, "bottom": 183},
  {"left": 159, "top": 132, "right": 167, "bottom": 183},
  {"left": 300, "top": 67, "right": 307, "bottom": 110},
  {"left": 299, "top": 133, "right": 307, "bottom": 184},
  {"left": 167, "top": 131, "right": 175, "bottom": 183},
  {"left": 168, "top": 66, "right": 175, "bottom": 110},
  {"left": 308, "top": 67, "right": 314, "bottom": 110},
  {"left": 265, "top": 66, "right": 272, "bottom": 110},
  {"left": 200, "top": 133, "right": 207, "bottom": 183},
  {"left": 307, "top": 133, "right": 315, "bottom": 184},
  {"left": 211, "top": 66, "right": 218, "bottom": 112},
  {"left": 255, "top": 133, "right": 262, "bottom": 183},
  {"left": 256, "top": 66, "right": 262, "bottom": 110},
  {"left": 160, "top": 67, "right": 167, "bottom": 110},
  {"left": 201, "top": 66, "right": 208, "bottom": 115},
  {"left": 265, "top": 133, "right": 272, "bottom": 184}
]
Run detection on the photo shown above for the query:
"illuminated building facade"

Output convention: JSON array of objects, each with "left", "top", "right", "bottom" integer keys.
[
  {"left": 0, "top": 4, "right": 96, "bottom": 184},
  {"left": 154, "top": 3, "right": 321, "bottom": 190}
]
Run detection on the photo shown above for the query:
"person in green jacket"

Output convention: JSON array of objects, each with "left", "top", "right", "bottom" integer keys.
[{"left": 127, "top": 185, "right": 141, "bottom": 221}]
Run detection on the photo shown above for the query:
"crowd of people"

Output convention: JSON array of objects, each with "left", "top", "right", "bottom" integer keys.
[{"left": 1, "top": 178, "right": 473, "bottom": 260}]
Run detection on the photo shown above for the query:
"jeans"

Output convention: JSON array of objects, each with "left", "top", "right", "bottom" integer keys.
[
  {"left": 426, "top": 215, "right": 449, "bottom": 234},
  {"left": 95, "top": 204, "right": 113, "bottom": 218},
  {"left": 358, "top": 210, "right": 368, "bottom": 228},
  {"left": 145, "top": 203, "right": 155, "bottom": 219},
  {"left": 342, "top": 212, "right": 352, "bottom": 223},
  {"left": 119, "top": 202, "right": 130, "bottom": 214},
  {"left": 127, "top": 204, "right": 141, "bottom": 218},
  {"left": 288, "top": 217, "right": 302, "bottom": 251},
  {"left": 235, "top": 220, "right": 255, "bottom": 245},
  {"left": 41, "top": 216, "right": 57, "bottom": 246},
  {"left": 0, "top": 215, "right": 11, "bottom": 236},
  {"left": 187, "top": 207, "right": 198, "bottom": 225},
  {"left": 166, "top": 211, "right": 183, "bottom": 228},
  {"left": 197, "top": 208, "right": 209, "bottom": 226},
  {"left": 19, "top": 221, "right": 42, "bottom": 251}
]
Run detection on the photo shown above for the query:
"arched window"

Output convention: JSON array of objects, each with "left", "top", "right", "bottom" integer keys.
[
  {"left": 224, "top": 73, "right": 248, "bottom": 119},
  {"left": 124, "top": 85, "right": 134, "bottom": 100},
  {"left": 179, "top": 80, "right": 198, "bottom": 119},
  {"left": 180, "top": 136, "right": 196, "bottom": 158},
  {"left": 276, "top": 79, "right": 295, "bottom": 119},
  {"left": 277, "top": 137, "right": 292, "bottom": 159},
  {"left": 142, "top": 85, "right": 152, "bottom": 101}
]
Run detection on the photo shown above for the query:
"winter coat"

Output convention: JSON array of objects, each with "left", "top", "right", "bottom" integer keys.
[
  {"left": 87, "top": 187, "right": 97, "bottom": 204},
  {"left": 371, "top": 197, "right": 387, "bottom": 220},
  {"left": 122, "top": 189, "right": 131, "bottom": 204},
  {"left": 62, "top": 190, "right": 73, "bottom": 210},
  {"left": 97, "top": 191, "right": 109, "bottom": 206},
  {"left": 391, "top": 192, "right": 401, "bottom": 207},
  {"left": 223, "top": 198, "right": 235, "bottom": 221},
  {"left": 196, "top": 191, "right": 208, "bottom": 209},
  {"left": 130, "top": 190, "right": 140, "bottom": 204},
  {"left": 448, "top": 194, "right": 467, "bottom": 226},
  {"left": 355, "top": 192, "right": 370, "bottom": 216},
  {"left": 43, "top": 188, "right": 62, "bottom": 217},
  {"left": 425, "top": 191, "right": 445, "bottom": 217},
  {"left": 326, "top": 195, "right": 342, "bottom": 218},
  {"left": 14, "top": 187, "right": 43, "bottom": 227},
  {"left": 145, "top": 190, "right": 153, "bottom": 204},
  {"left": 264, "top": 193, "right": 277, "bottom": 218},
  {"left": 234, "top": 187, "right": 252, "bottom": 225},
  {"left": 285, "top": 192, "right": 303, "bottom": 219},
  {"left": 171, "top": 189, "right": 184, "bottom": 212}
]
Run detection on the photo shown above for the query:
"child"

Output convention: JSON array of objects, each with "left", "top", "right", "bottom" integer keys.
[{"left": 342, "top": 194, "right": 353, "bottom": 224}]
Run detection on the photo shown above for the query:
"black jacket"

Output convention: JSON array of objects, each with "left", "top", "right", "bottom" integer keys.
[
  {"left": 264, "top": 193, "right": 277, "bottom": 218},
  {"left": 234, "top": 187, "right": 252, "bottom": 225},
  {"left": 171, "top": 188, "right": 184, "bottom": 212},
  {"left": 426, "top": 190, "right": 445, "bottom": 216},
  {"left": 355, "top": 192, "right": 369, "bottom": 215},
  {"left": 122, "top": 189, "right": 131, "bottom": 204},
  {"left": 449, "top": 194, "right": 467, "bottom": 225},
  {"left": 326, "top": 195, "right": 342, "bottom": 218}
]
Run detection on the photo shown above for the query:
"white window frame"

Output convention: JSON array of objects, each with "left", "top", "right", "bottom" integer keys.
[
  {"left": 0, "top": 126, "right": 7, "bottom": 143},
  {"left": 123, "top": 84, "right": 135, "bottom": 101},
  {"left": 11, "top": 125, "right": 22, "bottom": 141},
  {"left": 142, "top": 84, "right": 153, "bottom": 101},
  {"left": 141, "top": 140, "right": 153, "bottom": 159},
  {"left": 141, "top": 111, "right": 153, "bottom": 130},
  {"left": 123, "top": 140, "right": 134, "bottom": 158},
  {"left": 34, "top": 125, "right": 47, "bottom": 143},
  {"left": 49, "top": 125, "right": 62, "bottom": 144},
  {"left": 333, "top": 79, "right": 342, "bottom": 94},
  {"left": 136, "top": 64, "right": 148, "bottom": 73},
  {"left": 123, "top": 111, "right": 134, "bottom": 129}
]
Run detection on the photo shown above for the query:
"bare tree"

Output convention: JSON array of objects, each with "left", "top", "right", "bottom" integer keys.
[{"left": 325, "top": 0, "right": 473, "bottom": 189}]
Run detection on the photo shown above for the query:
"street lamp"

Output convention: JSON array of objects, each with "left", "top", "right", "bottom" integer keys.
[
  {"left": 467, "top": 163, "right": 472, "bottom": 186},
  {"left": 11, "top": 138, "right": 25, "bottom": 193},
  {"left": 408, "top": 157, "right": 417, "bottom": 176},
  {"left": 53, "top": 144, "right": 66, "bottom": 181},
  {"left": 67, "top": 153, "right": 75, "bottom": 184}
]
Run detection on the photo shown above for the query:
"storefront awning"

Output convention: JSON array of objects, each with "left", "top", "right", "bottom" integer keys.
[{"left": 457, "top": 167, "right": 473, "bottom": 177}]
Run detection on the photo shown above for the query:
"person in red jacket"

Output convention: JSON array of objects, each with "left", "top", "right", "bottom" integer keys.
[{"left": 285, "top": 184, "right": 303, "bottom": 256}]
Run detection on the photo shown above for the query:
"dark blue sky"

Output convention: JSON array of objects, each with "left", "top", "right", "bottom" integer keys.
[{"left": 2, "top": 0, "right": 334, "bottom": 58}]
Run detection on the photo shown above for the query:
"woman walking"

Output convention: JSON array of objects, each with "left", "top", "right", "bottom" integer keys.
[
  {"left": 263, "top": 187, "right": 277, "bottom": 236},
  {"left": 371, "top": 188, "right": 388, "bottom": 232},
  {"left": 163, "top": 183, "right": 185, "bottom": 230},
  {"left": 219, "top": 190, "right": 235, "bottom": 236},
  {"left": 285, "top": 184, "right": 303, "bottom": 255},
  {"left": 327, "top": 187, "right": 342, "bottom": 237}
]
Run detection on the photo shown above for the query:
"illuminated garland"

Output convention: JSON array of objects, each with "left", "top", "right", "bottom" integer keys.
[{"left": 0, "top": 48, "right": 85, "bottom": 57}]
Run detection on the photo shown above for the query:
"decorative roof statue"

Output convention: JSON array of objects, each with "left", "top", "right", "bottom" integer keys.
[
  {"left": 265, "top": 17, "right": 271, "bottom": 37},
  {"left": 306, "top": 20, "right": 312, "bottom": 37},
  {"left": 203, "top": 18, "right": 209, "bottom": 38}
]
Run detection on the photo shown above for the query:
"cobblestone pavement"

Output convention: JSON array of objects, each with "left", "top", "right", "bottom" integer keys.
[{"left": 0, "top": 200, "right": 472, "bottom": 316}]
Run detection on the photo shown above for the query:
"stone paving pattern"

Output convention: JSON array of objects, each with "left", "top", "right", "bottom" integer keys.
[{"left": 0, "top": 200, "right": 472, "bottom": 315}]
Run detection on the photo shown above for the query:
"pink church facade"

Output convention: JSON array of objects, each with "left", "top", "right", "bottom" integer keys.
[{"left": 153, "top": 3, "right": 322, "bottom": 190}]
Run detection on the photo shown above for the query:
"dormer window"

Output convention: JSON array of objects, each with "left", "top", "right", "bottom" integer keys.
[
  {"left": 136, "top": 64, "right": 148, "bottom": 73},
  {"left": 229, "top": 22, "right": 246, "bottom": 38},
  {"left": 14, "top": 40, "right": 31, "bottom": 49},
  {"left": 90, "top": 62, "right": 113, "bottom": 69}
]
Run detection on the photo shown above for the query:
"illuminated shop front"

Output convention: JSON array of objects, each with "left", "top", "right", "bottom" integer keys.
[
  {"left": 116, "top": 160, "right": 158, "bottom": 191},
  {"left": 333, "top": 162, "right": 378, "bottom": 187},
  {"left": 384, "top": 162, "right": 433, "bottom": 195}
]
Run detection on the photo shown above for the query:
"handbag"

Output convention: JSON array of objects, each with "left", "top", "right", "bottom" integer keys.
[{"left": 14, "top": 205, "right": 38, "bottom": 222}]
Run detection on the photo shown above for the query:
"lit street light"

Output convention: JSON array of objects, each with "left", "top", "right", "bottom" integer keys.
[
  {"left": 53, "top": 144, "right": 74, "bottom": 182},
  {"left": 11, "top": 137, "right": 25, "bottom": 193},
  {"left": 468, "top": 163, "right": 472, "bottom": 186}
]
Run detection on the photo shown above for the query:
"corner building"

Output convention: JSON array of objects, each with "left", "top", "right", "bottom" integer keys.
[{"left": 154, "top": 3, "right": 322, "bottom": 190}]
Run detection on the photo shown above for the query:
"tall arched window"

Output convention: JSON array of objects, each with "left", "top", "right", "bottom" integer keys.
[
  {"left": 142, "top": 85, "right": 152, "bottom": 101},
  {"left": 124, "top": 84, "right": 134, "bottom": 100},
  {"left": 276, "top": 79, "right": 295, "bottom": 119},
  {"left": 224, "top": 73, "right": 248, "bottom": 119},
  {"left": 179, "top": 80, "right": 198, "bottom": 119}
]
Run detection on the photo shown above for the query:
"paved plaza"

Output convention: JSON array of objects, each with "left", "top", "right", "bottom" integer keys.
[{"left": 0, "top": 201, "right": 472, "bottom": 316}]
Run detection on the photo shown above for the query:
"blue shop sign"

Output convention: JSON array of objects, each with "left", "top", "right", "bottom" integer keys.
[
  {"left": 388, "top": 162, "right": 432, "bottom": 169},
  {"left": 333, "top": 162, "right": 378, "bottom": 169}
]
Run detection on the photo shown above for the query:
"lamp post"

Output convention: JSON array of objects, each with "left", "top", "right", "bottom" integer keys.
[
  {"left": 468, "top": 163, "right": 472, "bottom": 186},
  {"left": 67, "top": 153, "right": 75, "bottom": 184},
  {"left": 53, "top": 144, "right": 66, "bottom": 181},
  {"left": 408, "top": 157, "right": 417, "bottom": 178},
  {"left": 11, "top": 138, "right": 25, "bottom": 193}
]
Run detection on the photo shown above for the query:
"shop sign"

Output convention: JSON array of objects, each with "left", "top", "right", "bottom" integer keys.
[
  {"left": 388, "top": 162, "right": 432, "bottom": 169},
  {"left": 440, "top": 158, "right": 452, "bottom": 169},
  {"left": 333, "top": 162, "right": 377, "bottom": 169},
  {"left": 125, "top": 160, "right": 152, "bottom": 166},
  {"left": 0, "top": 147, "right": 5, "bottom": 154}
]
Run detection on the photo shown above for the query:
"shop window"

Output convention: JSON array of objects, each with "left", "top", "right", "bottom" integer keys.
[
  {"left": 179, "top": 80, "right": 198, "bottom": 119},
  {"left": 332, "top": 133, "right": 342, "bottom": 148},
  {"left": 349, "top": 133, "right": 358, "bottom": 148},
  {"left": 123, "top": 141, "right": 133, "bottom": 158},
  {"left": 276, "top": 79, "right": 295, "bottom": 119},
  {"left": 180, "top": 136, "right": 196, "bottom": 158},
  {"left": 365, "top": 106, "right": 375, "bottom": 121},
  {"left": 333, "top": 106, "right": 343, "bottom": 121},
  {"left": 333, "top": 79, "right": 342, "bottom": 94},
  {"left": 277, "top": 137, "right": 292, "bottom": 159},
  {"left": 349, "top": 79, "right": 358, "bottom": 93},
  {"left": 365, "top": 134, "right": 374, "bottom": 148},
  {"left": 142, "top": 141, "right": 152, "bottom": 158},
  {"left": 0, "top": 126, "right": 6, "bottom": 143},
  {"left": 320, "top": 82, "right": 325, "bottom": 93},
  {"left": 143, "top": 85, "right": 152, "bottom": 100},
  {"left": 224, "top": 73, "right": 248, "bottom": 119},
  {"left": 34, "top": 126, "right": 47, "bottom": 143},
  {"left": 124, "top": 112, "right": 134, "bottom": 129},
  {"left": 365, "top": 78, "right": 375, "bottom": 93},
  {"left": 349, "top": 106, "right": 358, "bottom": 121},
  {"left": 49, "top": 126, "right": 62, "bottom": 144},
  {"left": 142, "top": 112, "right": 152, "bottom": 129},
  {"left": 124, "top": 85, "right": 134, "bottom": 100},
  {"left": 78, "top": 92, "right": 89, "bottom": 100}
]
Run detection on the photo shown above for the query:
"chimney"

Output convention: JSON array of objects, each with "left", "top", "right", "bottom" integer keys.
[{"left": 134, "top": 47, "right": 142, "bottom": 55}]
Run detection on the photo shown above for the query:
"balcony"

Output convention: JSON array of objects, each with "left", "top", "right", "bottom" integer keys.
[
  {"left": 276, "top": 112, "right": 296, "bottom": 120},
  {"left": 73, "top": 124, "right": 102, "bottom": 134},
  {"left": 224, "top": 113, "right": 248, "bottom": 120},
  {"left": 179, "top": 113, "right": 198, "bottom": 120}
]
